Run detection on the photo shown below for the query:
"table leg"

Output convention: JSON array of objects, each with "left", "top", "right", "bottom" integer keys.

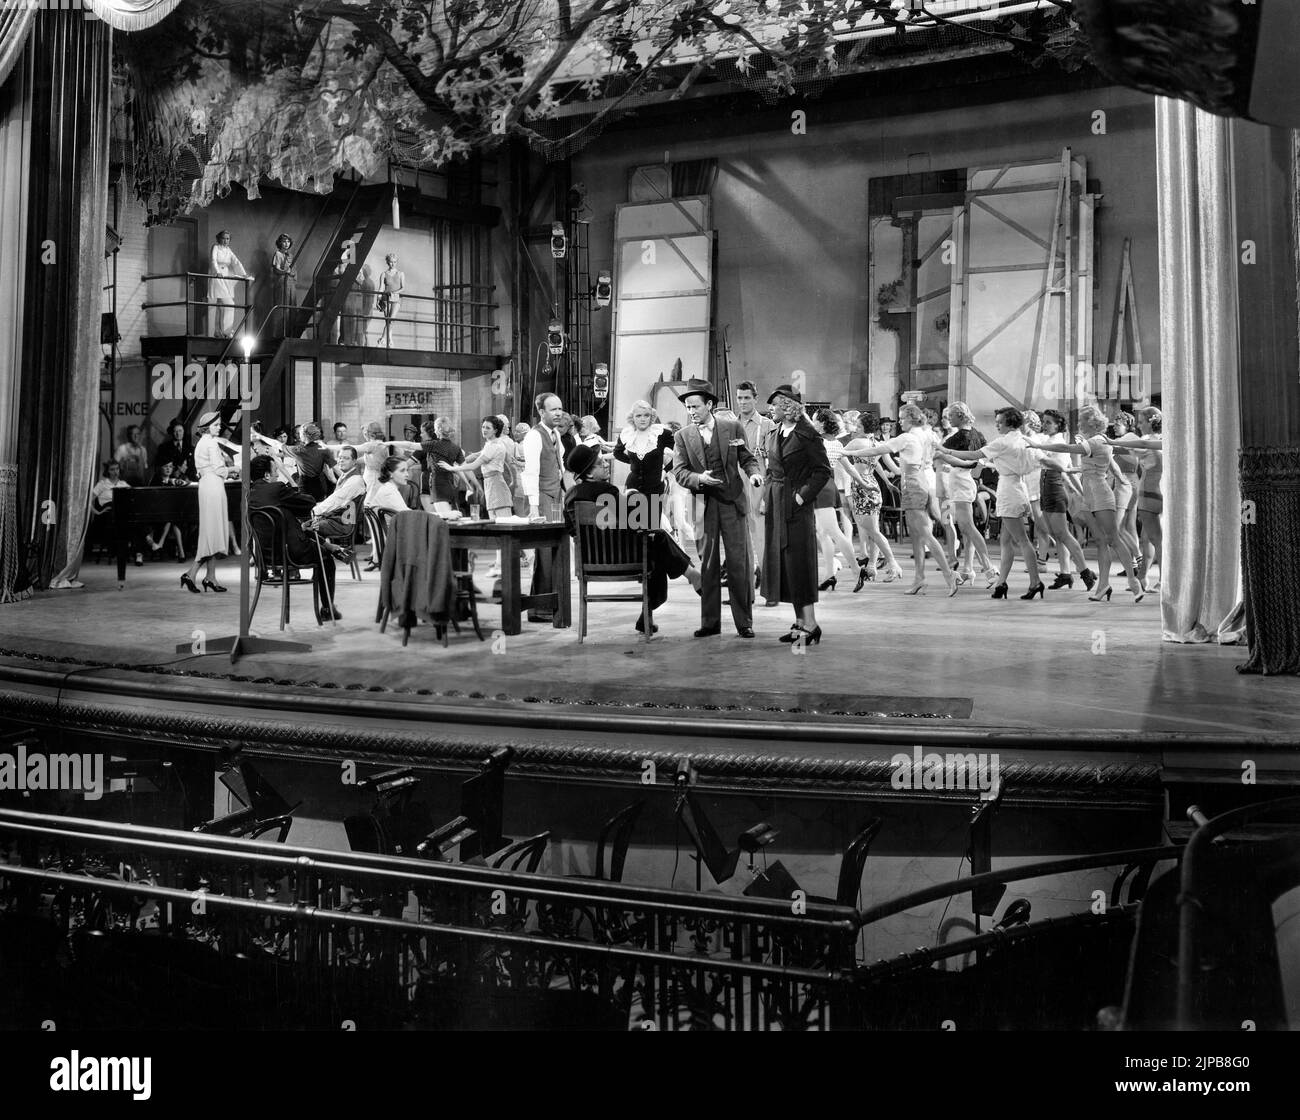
[
  {"left": 553, "top": 534, "right": 571, "bottom": 629},
  {"left": 500, "top": 539, "right": 521, "bottom": 636},
  {"left": 115, "top": 513, "right": 128, "bottom": 583}
]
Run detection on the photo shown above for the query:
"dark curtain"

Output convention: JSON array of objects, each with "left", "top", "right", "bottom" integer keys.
[{"left": 16, "top": 11, "right": 111, "bottom": 589}]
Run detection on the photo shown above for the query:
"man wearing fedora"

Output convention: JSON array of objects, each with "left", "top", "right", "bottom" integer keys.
[{"left": 672, "top": 379, "right": 763, "bottom": 638}]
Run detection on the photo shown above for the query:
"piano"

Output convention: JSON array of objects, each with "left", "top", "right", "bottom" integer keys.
[{"left": 111, "top": 483, "right": 243, "bottom": 582}]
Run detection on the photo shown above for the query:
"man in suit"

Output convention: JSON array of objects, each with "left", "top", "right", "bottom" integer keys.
[
  {"left": 248, "top": 454, "right": 349, "bottom": 623},
  {"left": 520, "top": 392, "right": 567, "bottom": 623},
  {"left": 672, "top": 379, "right": 763, "bottom": 638}
]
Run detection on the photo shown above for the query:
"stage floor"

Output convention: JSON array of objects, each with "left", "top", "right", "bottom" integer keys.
[{"left": 1, "top": 545, "right": 1296, "bottom": 744}]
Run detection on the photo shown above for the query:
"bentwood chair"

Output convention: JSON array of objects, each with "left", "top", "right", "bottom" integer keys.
[
  {"left": 809, "top": 818, "right": 883, "bottom": 908},
  {"left": 363, "top": 506, "right": 390, "bottom": 569},
  {"left": 570, "top": 500, "right": 654, "bottom": 642},
  {"left": 248, "top": 508, "right": 333, "bottom": 629},
  {"left": 342, "top": 495, "right": 364, "bottom": 581}
]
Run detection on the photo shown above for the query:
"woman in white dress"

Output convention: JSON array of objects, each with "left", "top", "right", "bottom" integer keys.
[
  {"left": 209, "top": 231, "right": 250, "bottom": 338},
  {"left": 182, "top": 411, "right": 229, "bottom": 594}
]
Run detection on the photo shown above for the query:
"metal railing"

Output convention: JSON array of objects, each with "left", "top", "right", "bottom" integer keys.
[
  {"left": 0, "top": 808, "right": 855, "bottom": 1031},
  {"left": 142, "top": 274, "right": 496, "bottom": 355}
]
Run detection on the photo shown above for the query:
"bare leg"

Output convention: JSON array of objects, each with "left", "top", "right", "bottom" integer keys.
[
  {"left": 1045, "top": 511, "right": 1088, "bottom": 575},
  {"left": 1002, "top": 516, "right": 1040, "bottom": 588}
]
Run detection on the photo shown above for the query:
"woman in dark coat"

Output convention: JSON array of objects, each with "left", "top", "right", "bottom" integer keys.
[{"left": 760, "top": 385, "right": 832, "bottom": 645}]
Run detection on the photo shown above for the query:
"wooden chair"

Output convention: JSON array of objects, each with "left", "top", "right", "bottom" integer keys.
[
  {"left": 878, "top": 476, "right": 903, "bottom": 541},
  {"left": 248, "top": 508, "right": 332, "bottom": 630},
  {"left": 809, "top": 818, "right": 883, "bottom": 908},
  {"left": 491, "top": 831, "right": 550, "bottom": 875},
  {"left": 340, "top": 495, "right": 364, "bottom": 581},
  {"left": 570, "top": 500, "right": 654, "bottom": 643},
  {"left": 363, "top": 506, "right": 390, "bottom": 569}
]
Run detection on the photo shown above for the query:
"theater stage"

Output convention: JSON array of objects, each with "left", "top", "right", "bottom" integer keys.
[{"left": 2, "top": 544, "right": 1297, "bottom": 788}]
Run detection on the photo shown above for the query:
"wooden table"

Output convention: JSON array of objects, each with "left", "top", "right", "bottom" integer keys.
[
  {"left": 112, "top": 483, "right": 243, "bottom": 583},
  {"left": 449, "top": 519, "right": 571, "bottom": 636}
]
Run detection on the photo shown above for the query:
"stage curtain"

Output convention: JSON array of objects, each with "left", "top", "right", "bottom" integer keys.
[
  {"left": 15, "top": 11, "right": 111, "bottom": 589},
  {"left": 1154, "top": 97, "right": 1244, "bottom": 644},
  {"left": 0, "top": 2, "right": 34, "bottom": 91},
  {"left": 83, "top": 0, "right": 180, "bottom": 32},
  {"left": 0, "top": 54, "right": 32, "bottom": 602}
]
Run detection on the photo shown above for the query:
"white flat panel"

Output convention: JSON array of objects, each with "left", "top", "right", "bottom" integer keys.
[
  {"left": 617, "top": 233, "right": 712, "bottom": 296},
  {"left": 612, "top": 330, "right": 709, "bottom": 430},
  {"left": 618, "top": 295, "right": 710, "bottom": 333},
  {"left": 614, "top": 198, "right": 710, "bottom": 240}
]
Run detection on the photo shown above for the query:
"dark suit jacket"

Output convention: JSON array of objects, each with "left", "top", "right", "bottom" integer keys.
[
  {"left": 766, "top": 417, "right": 833, "bottom": 521},
  {"left": 672, "top": 416, "right": 761, "bottom": 515},
  {"left": 249, "top": 479, "right": 318, "bottom": 565}
]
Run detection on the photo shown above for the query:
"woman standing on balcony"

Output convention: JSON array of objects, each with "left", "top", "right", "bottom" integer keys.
[
  {"left": 377, "top": 254, "right": 404, "bottom": 347},
  {"left": 182, "top": 411, "right": 229, "bottom": 594},
  {"left": 209, "top": 230, "right": 250, "bottom": 339},
  {"left": 271, "top": 234, "right": 295, "bottom": 337}
]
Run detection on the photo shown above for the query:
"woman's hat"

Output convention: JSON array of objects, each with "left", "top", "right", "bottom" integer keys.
[
  {"left": 565, "top": 443, "right": 599, "bottom": 478},
  {"left": 766, "top": 384, "right": 802, "bottom": 405},
  {"left": 675, "top": 378, "right": 718, "bottom": 406},
  {"left": 196, "top": 410, "right": 222, "bottom": 428}
]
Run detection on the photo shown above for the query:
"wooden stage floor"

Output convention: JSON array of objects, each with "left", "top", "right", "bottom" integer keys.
[{"left": 1, "top": 547, "right": 1296, "bottom": 747}]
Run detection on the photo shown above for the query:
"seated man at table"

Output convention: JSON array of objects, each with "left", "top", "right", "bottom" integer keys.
[
  {"left": 248, "top": 454, "right": 349, "bottom": 622},
  {"left": 563, "top": 444, "right": 699, "bottom": 635},
  {"left": 307, "top": 444, "right": 365, "bottom": 542}
]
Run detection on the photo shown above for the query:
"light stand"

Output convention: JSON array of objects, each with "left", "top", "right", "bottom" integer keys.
[{"left": 175, "top": 335, "right": 310, "bottom": 664}]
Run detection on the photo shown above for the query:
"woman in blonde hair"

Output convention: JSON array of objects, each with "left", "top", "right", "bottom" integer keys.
[
  {"left": 613, "top": 400, "right": 675, "bottom": 498},
  {"left": 1107, "top": 407, "right": 1163, "bottom": 591},
  {"left": 841, "top": 411, "right": 903, "bottom": 587},
  {"left": 1036, "top": 405, "right": 1144, "bottom": 602},
  {"left": 843, "top": 403, "right": 956, "bottom": 596}
]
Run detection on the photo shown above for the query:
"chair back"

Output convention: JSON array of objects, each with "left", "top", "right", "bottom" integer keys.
[
  {"left": 571, "top": 500, "right": 649, "bottom": 577},
  {"left": 490, "top": 831, "right": 550, "bottom": 875},
  {"left": 834, "top": 818, "right": 883, "bottom": 908},
  {"left": 248, "top": 508, "right": 285, "bottom": 576},
  {"left": 364, "top": 506, "right": 390, "bottom": 563},
  {"left": 596, "top": 801, "right": 644, "bottom": 883}
]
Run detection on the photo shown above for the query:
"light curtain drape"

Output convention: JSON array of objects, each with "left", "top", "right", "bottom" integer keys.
[
  {"left": 0, "top": 1, "right": 35, "bottom": 91},
  {"left": 1154, "top": 97, "right": 1244, "bottom": 644},
  {"left": 83, "top": 0, "right": 181, "bottom": 32},
  {"left": 0, "top": 53, "right": 31, "bottom": 601}
]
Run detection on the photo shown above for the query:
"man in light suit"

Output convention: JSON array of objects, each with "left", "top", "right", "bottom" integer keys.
[{"left": 672, "top": 379, "right": 763, "bottom": 638}]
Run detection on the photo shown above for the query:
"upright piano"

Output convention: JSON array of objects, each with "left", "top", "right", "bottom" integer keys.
[{"left": 112, "top": 483, "right": 243, "bottom": 582}]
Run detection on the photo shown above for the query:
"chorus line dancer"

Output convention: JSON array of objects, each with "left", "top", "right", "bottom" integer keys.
[{"left": 1035, "top": 409, "right": 1095, "bottom": 591}]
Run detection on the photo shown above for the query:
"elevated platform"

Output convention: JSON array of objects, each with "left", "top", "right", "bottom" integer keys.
[{"left": 2, "top": 549, "right": 1297, "bottom": 800}]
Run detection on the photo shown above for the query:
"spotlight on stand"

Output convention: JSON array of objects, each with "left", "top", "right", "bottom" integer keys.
[
  {"left": 550, "top": 221, "right": 567, "bottom": 259},
  {"left": 546, "top": 318, "right": 566, "bottom": 357},
  {"left": 593, "top": 270, "right": 612, "bottom": 310},
  {"left": 592, "top": 362, "right": 610, "bottom": 401}
]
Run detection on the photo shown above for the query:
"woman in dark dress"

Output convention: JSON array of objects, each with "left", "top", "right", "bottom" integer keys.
[
  {"left": 760, "top": 385, "right": 832, "bottom": 645},
  {"left": 613, "top": 399, "right": 676, "bottom": 496},
  {"left": 419, "top": 417, "right": 466, "bottom": 509}
]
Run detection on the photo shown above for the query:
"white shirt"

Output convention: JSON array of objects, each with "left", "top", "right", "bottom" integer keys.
[
  {"left": 92, "top": 478, "right": 128, "bottom": 507},
  {"left": 981, "top": 431, "right": 1039, "bottom": 477},
  {"left": 521, "top": 423, "right": 563, "bottom": 504},
  {"left": 1026, "top": 431, "right": 1073, "bottom": 472},
  {"left": 313, "top": 470, "right": 367, "bottom": 517},
  {"left": 879, "top": 429, "right": 931, "bottom": 469},
  {"left": 364, "top": 480, "right": 408, "bottom": 515},
  {"left": 697, "top": 419, "right": 715, "bottom": 447}
]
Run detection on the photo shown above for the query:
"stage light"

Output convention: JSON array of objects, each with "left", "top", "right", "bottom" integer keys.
[
  {"left": 592, "top": 362, "right": 609, "bottom": 400},
  {"left": 550, "top": 221, "right": 567, "bottom": 259},
  {"left": 593, "top": 270, "right": 612, "bottom": 309},
  {"left": 239, "top": 335, "right": 255, "bottom": 362},
  {"left": 546, "top": 318, "right": 566, "bottom": 357}
]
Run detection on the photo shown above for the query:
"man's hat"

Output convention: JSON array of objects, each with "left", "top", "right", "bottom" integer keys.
[
  {"left": 675, "top": 378, "right": 718, "bottom": 406},
  {"left": 565, "top": 443, "right": 600, "bottom": 478},
  {"left": 766, "top": 384, "right": 802, "bottom": 405}
]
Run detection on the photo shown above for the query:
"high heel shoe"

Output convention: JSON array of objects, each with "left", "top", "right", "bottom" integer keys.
[
  {"left": 819, "top": 576, "right": 837, "bottom": 592},
  {"left": 944, "top": 575, "right": 959, "bottom": 597},
  {"left": 1080, "top": 568, "right": 1097, "bottom": 592},
  {"left": 778, "top": 624, "right": 805, "bottom": 643},
  {"left": 991, "top": 583, "right": 1009, "bottom": 599},
  {"left": 202, "top": 579, "right": 228, "bottom": 593},
  {"left": 801, "top": 625, "right": 823, "bottom": 645},
  {"left": 905, "top": 580, "right": 927, "bottom": 596},
  {"left": 853, "top": 563, "right": 873, "bottom": 593},
  {"left": 180, "top": 573, "right": 200, "bottom": 594},
  {"left": 1020, "top": 582, "right": 1045, "bottom": 600},
  {"left": 1088, "top": 587, "right": 1113, "bottom": 602},
  {"left": 1128, "top": 579, "right": 1145, "bottom": 604},
  {"left": 881, "top": 565, "right": 903, "bottom": 584},
  {"left": 1049, "top": 573, "right": 1074, "bottom": 590}
]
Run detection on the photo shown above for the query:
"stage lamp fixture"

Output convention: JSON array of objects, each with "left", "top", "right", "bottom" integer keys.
[
  {"left": 593, "top": 270, "right": 612, "bottom": 309},
  {"left": 550, "top": 222, "right": 567, "bottom": 259},
  {"left": 592, "top": 362, "right": 610, "bottom": 400},
  {"left": 546, "top": 318, "right": 566, "bottom": 357}
]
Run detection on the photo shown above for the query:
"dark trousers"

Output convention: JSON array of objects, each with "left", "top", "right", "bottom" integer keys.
[
  {"left": 527, "top": 489, "right": 562, "bottom": 619},
  {"left": 700, "top": 499, "right": 753, "bottom": 631}
]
